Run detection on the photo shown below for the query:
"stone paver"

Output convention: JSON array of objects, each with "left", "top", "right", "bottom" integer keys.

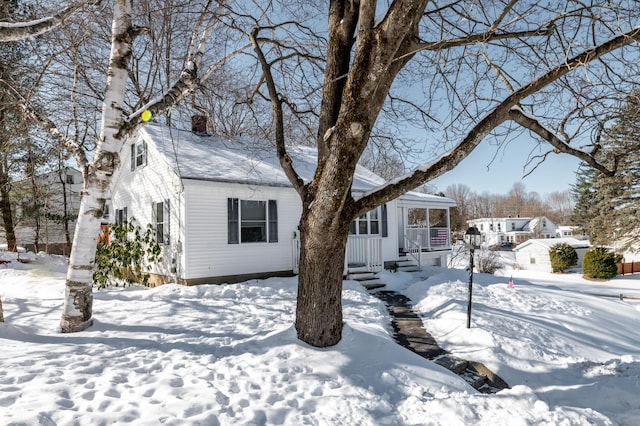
[{"left": 373, "top": 290, "right": 509, "bottom": 394}]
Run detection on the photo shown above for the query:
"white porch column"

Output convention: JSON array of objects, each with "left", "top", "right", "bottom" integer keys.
[
  {"left": 446, "top": 207, "right": 451, "bottom": 246},
  {"left": 426, "top": 208, "right": 431, "bottom": 250}
]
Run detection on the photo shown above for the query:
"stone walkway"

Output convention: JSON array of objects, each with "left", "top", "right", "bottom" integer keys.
[{"left": 372, "top": 290, "right": 509, "bottom": 394}]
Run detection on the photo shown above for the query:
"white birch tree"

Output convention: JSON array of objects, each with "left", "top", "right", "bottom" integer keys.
[{"left": 7, "top": 0, "right": 236, "bottom": 332}]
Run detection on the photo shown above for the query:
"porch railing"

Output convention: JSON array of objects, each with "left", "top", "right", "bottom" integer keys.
[
  {"left": 346, "top": 236, "right": 383, "bottom": 272},
  {"left": 403, "top": 234, "right": 422, "bottom": 268},
  {"left": 405, "top": 226, "right": 450, "bottom": 250},
  {"left": 291, "top": 234, "right": 383, "bottom": 275}
]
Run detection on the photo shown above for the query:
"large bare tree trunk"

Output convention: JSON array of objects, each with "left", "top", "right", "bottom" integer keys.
[{"left": 295, "top": 207, "right": 350, "bottom": 347}]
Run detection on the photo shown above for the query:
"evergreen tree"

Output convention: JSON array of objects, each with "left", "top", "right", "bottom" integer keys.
[
  {"left": 571, "top": 163, "right": 601, "bottom": 237},
  {"left": 573, "top": 91, "right": 640, "bottom": 250}
]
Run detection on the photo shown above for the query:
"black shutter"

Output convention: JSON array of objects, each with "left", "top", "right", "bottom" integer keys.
[
  {"left": 381, "top": 204, "right": 388, "bottom": 237},
  {"left": 228, "top": 198, "right": 239, "bottom": 244},
  {"left": 164, "top": 199, "right": 170, "bottom": 245},
  {"left": 130, "top": 144, "right": 135, "bottom": 171},
  {"left": 268, "top": 200, "right": 278, "bottom": 243}
]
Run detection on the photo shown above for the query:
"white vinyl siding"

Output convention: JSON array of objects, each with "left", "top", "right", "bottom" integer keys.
[
  {"left": 111, "top": 134, "right": 182, "bottom": 278},
  {"left": 183, "top": 181, "right": 300, "bottom": 280}
]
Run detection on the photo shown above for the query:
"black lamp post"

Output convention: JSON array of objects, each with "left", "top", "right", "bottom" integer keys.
[{"left": 464, "top": 227, "right": 481, "bottom": 329}]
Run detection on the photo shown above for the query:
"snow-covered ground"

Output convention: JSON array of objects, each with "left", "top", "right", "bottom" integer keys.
[{"left": 1, "top": 250, "right": 639, "bottom": 425}]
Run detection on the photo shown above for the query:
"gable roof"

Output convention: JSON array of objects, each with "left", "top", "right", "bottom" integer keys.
[
  {"left": 140, "top": 124, "right": 383, "bottom": 191},
  {"left": 138, "top": 123, "right": 455, "bottom": 206},
  {"left": 513, "top": 237, "right": 591, "bottom": 252}
]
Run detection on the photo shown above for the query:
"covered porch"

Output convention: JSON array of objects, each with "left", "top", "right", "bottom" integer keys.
[{"left": 396, "top": 192, "right": 456, "bottom": 268}]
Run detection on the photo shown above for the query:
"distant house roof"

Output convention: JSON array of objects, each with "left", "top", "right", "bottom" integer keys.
[
  {"left": 139, "top": 123, "right": 456, "bottom": 206},
  {"left": 468, "top": 216, "right": 556, "bottom": 232},
  {"left": 514, "top": 237, "right": 591, "bottom": 251}
]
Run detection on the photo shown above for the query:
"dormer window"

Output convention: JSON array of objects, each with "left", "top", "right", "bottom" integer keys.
[{"left": 130, "top": 141, "right": 147, "bottom": 171}]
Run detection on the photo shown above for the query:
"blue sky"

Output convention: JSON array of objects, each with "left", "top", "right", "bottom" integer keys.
[{"left": 429, "top": 138, "right": 581, "bottom": 197}]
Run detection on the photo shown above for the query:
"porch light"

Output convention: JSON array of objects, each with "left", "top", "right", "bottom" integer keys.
[{"left": 464, "top": 226, "right": 481, "bottom": 248}]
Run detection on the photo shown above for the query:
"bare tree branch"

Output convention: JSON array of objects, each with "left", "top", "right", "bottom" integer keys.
[
  {"left": 4, "top": 85, "right": 88, "bottom": 170},
  {"left": 0, "top": 1, "right": 101, "bottom": 42},
  {"left": 508, "top": 107, "right": 614, "bottom": 176},
  {"left": 353, "top": 25, "right": 640, "bottom": 216},
  {"left": 249, "top": 27, "right": 305, "bottom": 196}
]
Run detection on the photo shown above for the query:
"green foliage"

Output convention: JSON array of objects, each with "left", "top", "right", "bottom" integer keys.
[
  {"left": 93, "top": 219, "right": 162, "bottom": 289},
  {"left": 549, "top": 243, "right": 578, "bottom": 272},
  {"left": 571, "top": 91, "right": 640, "bottom": 249},
  {"left": 582, "top": 247, "right": 619, "bottom": 280}
]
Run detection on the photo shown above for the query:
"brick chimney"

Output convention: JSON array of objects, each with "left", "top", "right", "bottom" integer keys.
[{"left": 191, "top": 114, "right": 208, "bottom": 134}]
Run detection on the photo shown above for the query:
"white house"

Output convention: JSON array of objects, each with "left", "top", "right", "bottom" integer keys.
[
  {"left": 107, "top": 120, "right": 456, "bottom": 285},
  {"left": 467, "top": 216, "right": 558, "bottom": 246},
  {"left": 1, "top": 168, "right": 82, "bottom": 255},
  {"left": 513, "top": 237, "right": 591, "bottom": 272},
  {"left": 555, "top": 225, "right": 588, "bottom": 239}
]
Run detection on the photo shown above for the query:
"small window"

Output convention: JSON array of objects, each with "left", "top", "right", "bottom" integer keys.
[
  {"left": 130, "top": 142, "right": 147, "bottom": 171},
  {"left": 65, "top": 174, "right": 74, "bottom": 184},
  {"left": 115, "top": 207, "right": 127, "bottom": 225},
  {"left": 349, "top": 208, "right": 383, "bottom": 236},
  {"left": 241, "top": 200, "right": 267, "bottom": 242},
  {"left": 511, "top": 222, "right": 515, "bottom": 231},
  {"left": 114, "top": 207, "right": 128, "bottom": 241},
  {"left": 152, "top": 200, "right": 170, "bottom": 245}
]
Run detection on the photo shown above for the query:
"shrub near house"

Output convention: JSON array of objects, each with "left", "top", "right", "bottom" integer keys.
[
  {"left": 549, "top": 243, "right": 578, "bottom": 273},
  {"left": 582, "top": 247, "right": 620, "bottom": 280}
]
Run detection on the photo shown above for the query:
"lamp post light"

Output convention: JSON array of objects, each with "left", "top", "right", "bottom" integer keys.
[{"left": 464, "top": 227, "right": 481, "bottom": 329}]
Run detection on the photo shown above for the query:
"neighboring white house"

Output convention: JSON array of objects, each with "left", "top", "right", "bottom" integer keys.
[
  {"left": 513, "top": 237, "right": 591, "bottom": 272},
  {"left": 1, "top": 168, "right": 82, "bottom": 254},
  {"left": 467, "top": 216, "right": 558, "bottom": 246},
  {"left": 107, "top": 120, "right": 456, "bottom": 285},
  {"left": 555, "top": 225, "right": 588, "bottom": 239}
]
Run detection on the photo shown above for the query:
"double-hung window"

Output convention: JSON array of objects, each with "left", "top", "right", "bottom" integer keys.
[
  {"left": 114, "top": 207, "right": 128, "bottom": 241},
  {"left": 349, "top": 205, "right": 387, "bottom": 237},
  {"left": 152, "top": 200, "right": 170, "bottom": 245},
  {"left": 130, "top": 141, "right": 147, "bottom": 171},
  {"left": 115, "top": 207, "right": 127, "bottom": 225},
  {"left": 228, "top": 198, "right": 278, "bottom": 244}
]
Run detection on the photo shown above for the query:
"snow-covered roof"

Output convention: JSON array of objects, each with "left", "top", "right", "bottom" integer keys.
[
  {"left": 140, "top": 124, "right": 384, "bottom": 191},
  {"left": 139, "top": 123, "right": 456, "bottom": 206},
  {"left": 513, "top": 237, "right": 591, "bottom": 251}
]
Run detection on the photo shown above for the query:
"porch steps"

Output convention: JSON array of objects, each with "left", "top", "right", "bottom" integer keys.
[
  {"left": 347, "top": 265, "right": 385, "bottom": 290},
  {"left": 395, "top": 257, "right": 421, "bottom": 273}
]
